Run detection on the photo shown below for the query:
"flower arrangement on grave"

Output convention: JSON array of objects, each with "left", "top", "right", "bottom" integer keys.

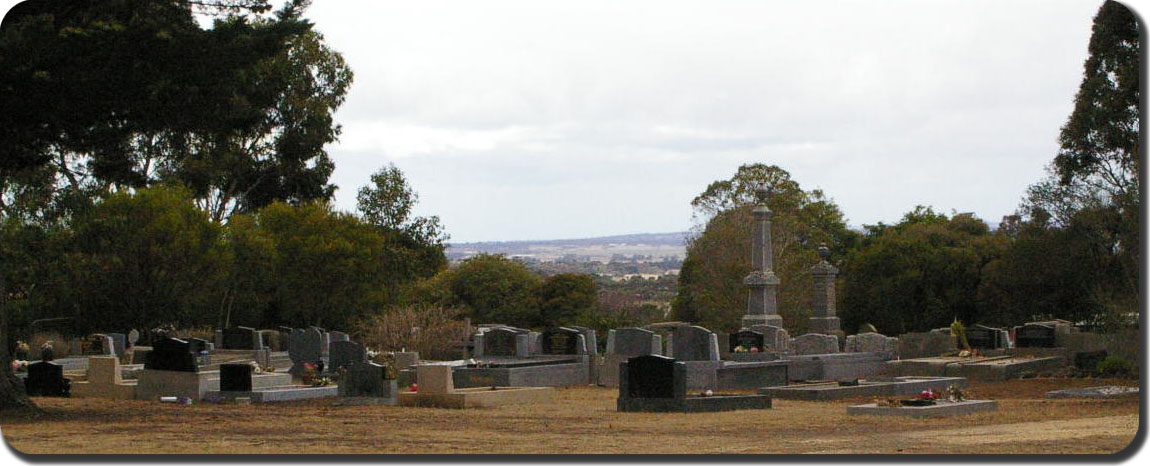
[
  {"left": 749, "top": 346, "right": 761, "bottom": 353},
  {"left": 734, "top": 345, "right": 748, "bottom": 353},
  {"left": 248, "top": 361, "right": 264, "bottom": 374},
  {"left": 300, "top": 362, "right": 319, "bottom": 384},
  {"left": 14, "top": 341, "right": 30, "bottom": 360},
  {"left": 310, "top": 376, "right": 331, "bottom": 387},
  {"left": 945, "top": 384, "right": 966, "bottom": 402},
  {"left": 900, "top": 389, "right": 939, "bottom": 406},
  {"left": 11, "top": 360, "right": 28, "bottom": 373}
]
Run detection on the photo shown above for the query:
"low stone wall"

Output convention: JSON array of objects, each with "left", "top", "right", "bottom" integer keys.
[{"left": 715, "top": 361, "right": 788, "bottom": 390}]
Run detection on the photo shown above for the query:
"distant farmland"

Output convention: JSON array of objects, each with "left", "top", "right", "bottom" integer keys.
[{"left": 446, "top": 232, "right": 688, "bottom": 263}]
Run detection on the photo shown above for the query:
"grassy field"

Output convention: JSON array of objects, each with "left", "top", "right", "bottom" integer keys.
[{"left": 0, "top": 377, "right": 1139, "bottom": 455}]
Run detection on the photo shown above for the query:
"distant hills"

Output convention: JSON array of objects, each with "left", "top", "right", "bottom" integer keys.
[{"left": 446, "top": 232, "right": 689, "bottom": 263}]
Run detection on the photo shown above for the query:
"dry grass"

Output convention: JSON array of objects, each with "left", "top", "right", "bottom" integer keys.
[{"left": 0, "top": 378, "right": 1139, "bottom": 455}]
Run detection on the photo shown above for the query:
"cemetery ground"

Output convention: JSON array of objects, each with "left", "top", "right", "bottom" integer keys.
[{"left": 1, "top": 377, "right": 1139, "bottom": 455}]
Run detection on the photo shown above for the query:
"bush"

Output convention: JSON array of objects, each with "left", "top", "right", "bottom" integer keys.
[
  {"left": 353, "top": 305, "right": 471, "bottom": 361},
  {"left": 1096, "top": 356, "right": 1135, "bottom": 378}
]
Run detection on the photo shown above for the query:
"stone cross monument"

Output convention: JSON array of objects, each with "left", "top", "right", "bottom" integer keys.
[
  {"left": 807, "top": 243, "right": 841, "bottom": 333},
  {"left": 742, "top": 183, "right": 784, "bottom": 328}
]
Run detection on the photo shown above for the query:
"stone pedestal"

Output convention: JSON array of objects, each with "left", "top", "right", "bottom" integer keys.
[
  {"left": 742, "top": 314, "right": 785, "bottom": 329},
  {"left": 806, "top": 244, "right": 841, "bottom": 334}
]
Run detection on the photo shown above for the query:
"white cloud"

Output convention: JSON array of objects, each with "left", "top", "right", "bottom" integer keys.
[{"left": 307, "top": 0, "right": 1110, "bottom": 241}]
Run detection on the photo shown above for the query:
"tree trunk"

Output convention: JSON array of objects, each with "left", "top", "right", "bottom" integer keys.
[{"left": 0, "top": 261, "right": 38, "bottom": 412}]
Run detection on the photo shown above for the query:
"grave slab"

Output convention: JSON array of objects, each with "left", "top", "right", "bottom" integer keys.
[{"left": 847, "top": 400, "right": 999, "bottom": 418}]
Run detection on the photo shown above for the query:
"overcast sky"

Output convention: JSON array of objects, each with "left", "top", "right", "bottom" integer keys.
[{"left": 5, "top": 0, "right": 1126, "bottom": 242}]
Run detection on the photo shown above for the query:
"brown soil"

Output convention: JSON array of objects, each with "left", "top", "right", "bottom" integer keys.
[{"left": 0, "top": 377, "right": 1139, "bottom": 455}]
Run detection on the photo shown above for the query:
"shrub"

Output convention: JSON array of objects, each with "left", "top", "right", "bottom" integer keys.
[
  {"left": 353, "top": 305, "right": 471, "bottom": 361},
  {"left": 1097, "top": 356, "right": 1135, "bottom": 378}
]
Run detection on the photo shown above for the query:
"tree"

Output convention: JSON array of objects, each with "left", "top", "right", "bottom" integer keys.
[
  {"left": 1054, "top": 0, "right": 1139, "bottom": 204},
  {"left": 239, "top": 202, "right": 391, "bottom": 329},
  {"left": 414, "top": 254, "right": 543, "bottom": 327},
  {"left": 357, "top": 163, "right": 449, "bottom": 287},
  {"left": 69, "top": 185, "right": 230, "bottom": 333},
  {"left": 839, "top": 211, "right": 1008, "bottom": 334},
  {"left": 538, "top": 274, "right": 597, "bottom": 328},
  {"left": 672, "top": 164, "right": 856, "bottom": 333}
]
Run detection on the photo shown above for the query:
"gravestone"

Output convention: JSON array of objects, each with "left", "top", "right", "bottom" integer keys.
[
  {"left": 607, "top": 328, "right": 662, "bottom": 356},
  {"left": 81, "top": 334, "right": 114, "bottom": 356},
  {"left": 128, "top": 329, "right": 140, "bottom": 348},
  {"left": 1014, "top": 323, "right": 1056, "bottom": 348},
  {"left": 567, "top": 326, "right": 599, "bottom": 355},
  {"left": 729, "top": 330, "right": 765, "bottom": 352},
  {"left": 670, "top": 326, "right": 719, "bottom": 361},
  {"left": 186, "top": 338, "right": 210, "bottom": 355},
  {"left": 622, "top": 355, "right": 680, "bottom": 399},
  {"left": 221, "top": 326, "right": 261, "bottom": 350},
  {"left": 897, "top": 331, "right": 956, "bottom": 359},
  {"left": 540, "top": 327, "right": 583, "bottom": 355},
  {"left": 258, "top": 330, "right": 283, "bottom": 352},
  {"left": 845, "top": 332, "right": 898, "bottom": 359},
  {"left": 144, "top": 337, "right": 198, "bottom": 372},
  {"left": 329, "top": 331, "right": 350, "bottom": 343},
  {"left": 750, "top": 325, "right": 790, "bottom": 352},
  {"left": 105, "top": 333, "right": 127, "bottom": 357},
  {"left": 339, "top": 362, "right": 390, "bottom": 397},
  {"left": 220, "top": 363, "right": 253, "bottom": 392},
  {"left": 790, "top": 333, "right": 840, "bottom": 355},
  {"left": 25, "top": 361, "right": 71, "bottom": 397},
  {"left": 329, "top": 341, "right": 367, "bottom": 372},
  {"left": 966, "top": 325, "right": 1007, "bottom": 349},
  {"left": 289, "top": 328, "right": 325, "bottom": 375},
  {"left": 483, "top": 327, "right": 523, "bottom": 357}
]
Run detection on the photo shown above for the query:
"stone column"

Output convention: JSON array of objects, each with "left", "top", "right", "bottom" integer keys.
[
  {"left": 742, "top": 183, "right": 784, "bottom": 329},
  {"left": 807, "top": 244, "right": 841, "bottom": 333}
]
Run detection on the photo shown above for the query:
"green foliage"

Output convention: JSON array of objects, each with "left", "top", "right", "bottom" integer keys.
[
  {"left": 538, "top": 274, "right": 597, "bottom": 328},
  {"left": 356, "top": 163, "right": 449, "bottom": 286},
  {"left": 415, "top": 254, "right": 544, "bottom": 327},
  {"left": 1096, "top": 355, "right": 1134, "bottom": 378},
  {"left": 672, "top": 164, "right": 856, "bottom": 333},
  {"left": 69, "top": 185, "right": 230, "bottom": 332},
  {"left": 235, "top": 202, "right": 390, "bottom": 329},
  {"left": 840, "top": 211, "right": 1008, "bottom": 334},
  {"left": 1054, "top": 1, "right": 1139, "bottom": 204},
  {"left": 950, "top": 319, "right": 970, "bottom": 351}
]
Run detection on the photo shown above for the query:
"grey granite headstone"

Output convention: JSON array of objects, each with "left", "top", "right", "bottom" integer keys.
[
  {"left": 608, "top": 328, "right": 662, "bottom": 357},
  {"left": 222, "top": 326, "right": 261, "bottom": 350},
  {"left": 790, "top": 333, "right": 840, "bottom": 355},
  {"left": 567, "top": 326, "right": 598, "bottom": 355},
  {"left": 845, "top": 332, "right": 898, "bottom": 359},
  {"left": 105, "top": 333, "right": 127, "bottom": 357},
  {"left": 540, "top": 327, "right": 585, "bottom": 355},
  {"left": 339, "top": 362, "right": 390, "bottom": 397},
  {"left": 330, "top": 331, "right": 350, "bottom": 343},
  {"left": 750, "top": 325, "right": 790, "bottom": 352},
  {"left": 483, "top": 327, "right": 524, "bottom": 357},
  {"left": 670, "top": 326, "right": 719, "bottom": 361}
]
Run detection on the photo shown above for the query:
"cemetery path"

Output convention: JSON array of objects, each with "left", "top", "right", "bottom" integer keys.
[{"left": 0, "top": 378, "right": 1140, "bottom": 455}]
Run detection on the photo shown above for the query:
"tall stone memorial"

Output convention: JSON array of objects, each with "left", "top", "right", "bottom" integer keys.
[
  {"left": 742, "top": 183, "right": 784, "bottom": 328},
  {"left": 807, "top": 244, "right": 841, "bottom": 334}
]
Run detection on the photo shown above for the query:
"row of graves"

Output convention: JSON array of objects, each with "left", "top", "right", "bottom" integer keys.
[
  {"left": 889, "top": 319, "right": 1120, "bottom": 381},
  {"left": 24, "top": 325, "right": 398, "bottom": 406}
]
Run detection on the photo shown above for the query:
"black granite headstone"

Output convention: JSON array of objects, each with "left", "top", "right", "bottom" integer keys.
[
  {"left": 221, "top": 326, "right": 258, "bottom": 350},
  {"left": 540, "top": 327, "right": 581, "bottom": 355},
  {"left": 329, "top": 340, "right": 367, "bottom": 372},
  {"left": 220, "top": 363, "right": 253, "bottom": 392},
  {"left": 966, "top": 325, "right": 1005, "bottom": 349},
  {"left": 144, "top": 337, "right": 198, "bottom": 372},
  {"left": 624, "top": 355, "right": 676, "bottom": 399},
  {"left": 483, "top": 328, "right": 521, "bottom": 357},
  {"left": 25, "top": 361, "right": 70, "bottom": 397},
  {"left": 729, "top": 330, "right": 765, "bottom": 352},
  {"left": 186, "top": 338, "right": 210, "bottom": 355},
  {"left": 1014, "top": 324, "right": 1056, "bottom": 348}
]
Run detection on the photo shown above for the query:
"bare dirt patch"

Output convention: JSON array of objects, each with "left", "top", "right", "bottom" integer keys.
[{"left": 1, "top": 378, "right": 1139, "bottom": 455}]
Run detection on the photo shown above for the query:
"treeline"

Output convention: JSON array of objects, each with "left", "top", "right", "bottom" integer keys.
[{"left": 673, "top": 2, "right": 1139, "bottom": 335}]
